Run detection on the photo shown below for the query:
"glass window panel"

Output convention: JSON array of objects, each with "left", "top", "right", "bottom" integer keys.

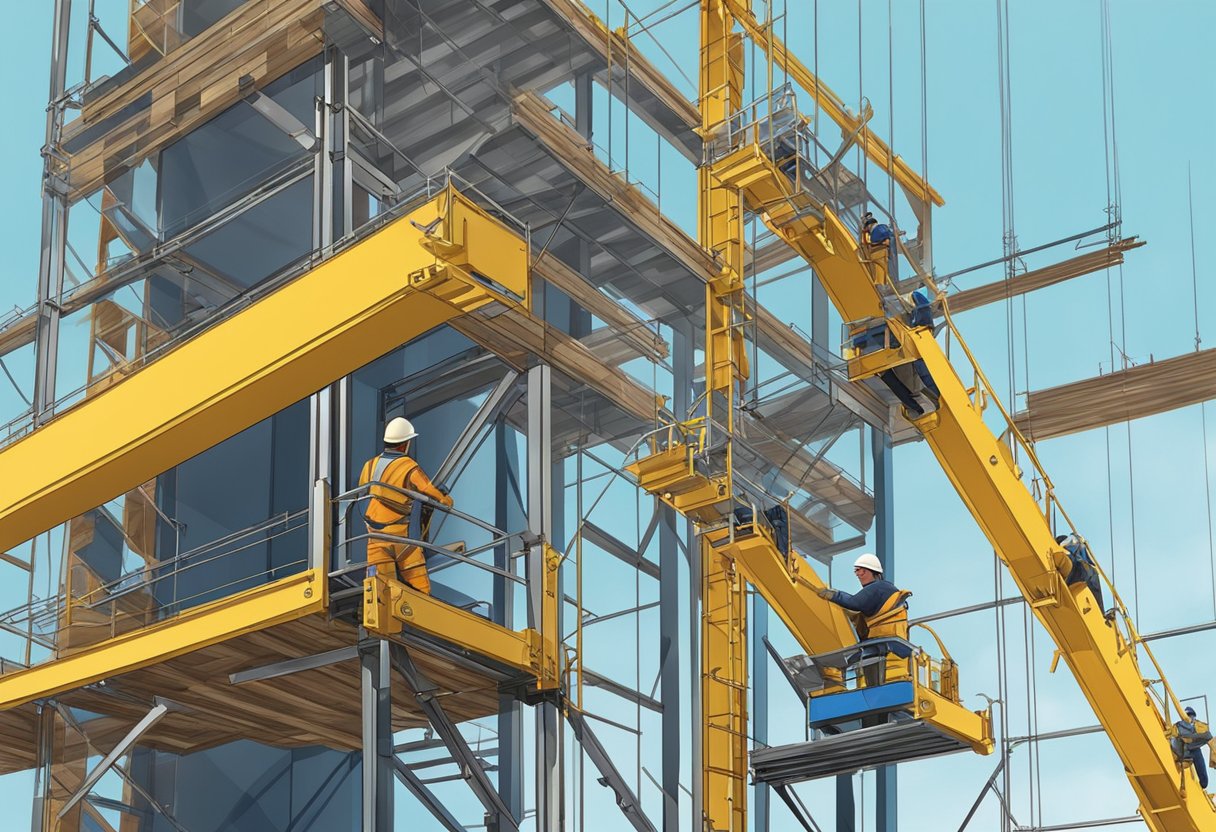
[
  {"left": 179, "top": 0, "right": 254, "bottom": 38},
  {"left": 179, "top": 176, "right": 314, "bottom": 292},
  {"left": 159, "top": 58, "right": 320, "bottom": 238}
]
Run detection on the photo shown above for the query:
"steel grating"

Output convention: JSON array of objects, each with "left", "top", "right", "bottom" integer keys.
[{"left": 751, "top": 720, "right": 974, "bottom": 786}]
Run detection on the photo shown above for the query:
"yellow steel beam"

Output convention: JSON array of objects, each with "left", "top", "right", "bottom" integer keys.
[
  {"left": 362, "top": 574, "right": 557, "bottom": 688},
  {"left": 0, "top": 188, "right": 528, "bottom": 555},
  {"left": 703, "top": 525, "right": 854, "bottom": 654},
  {"left": 719, "top": 0, "right": 944, "bottom": 208},
  {"left": 0, "top": 569, "right": 325, "bottom": 710},
  {"left": 728, "top": 141, "right": 1213, "bottom": 828},
  {"left": 700, "top": 2, "right": 749, "bottom": 829}
]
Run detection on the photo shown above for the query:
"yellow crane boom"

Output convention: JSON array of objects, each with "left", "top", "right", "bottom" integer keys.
[{"left": 713, "top": 123, "right": 1214, "bottom": 828}]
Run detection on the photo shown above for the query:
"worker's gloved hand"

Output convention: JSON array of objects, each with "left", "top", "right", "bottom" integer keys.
[
  {"left": 815, "top": 587, "right": 835, "bottom": 601},
  {"left": 1209, "top": 759, "right": 1216, "bottom": 770}
]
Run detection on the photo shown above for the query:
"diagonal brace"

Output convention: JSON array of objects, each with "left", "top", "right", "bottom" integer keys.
[
  {"left": 57, "top": 700, "right": 170, "bottom": 819},
  {"left": 566, "top": 709, "right": 658, "bottom": 832},
  {"left": 53, "top": 703, "right": 189, "bottom": 832},
  {"left": 393, "top": 757, "right": 468, "bottom": 832},
  {"left": 389, "top": 643, "right": 519, "bottom": 830}
]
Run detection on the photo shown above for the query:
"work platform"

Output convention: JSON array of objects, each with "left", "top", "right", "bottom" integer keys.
[
  {"left": 753, "top": 721, "right": 981, "bottom": 786},
  {"left": 0, "top": 567, "right": 542, "bottom": 775}
]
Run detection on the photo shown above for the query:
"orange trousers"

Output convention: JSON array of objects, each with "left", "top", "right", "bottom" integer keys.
[{"left": 366, "top": 524, "right": 430, "bottom": 594}]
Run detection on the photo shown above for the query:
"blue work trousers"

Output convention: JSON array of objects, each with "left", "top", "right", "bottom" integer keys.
[{"left": 1191, "top": 748, "right": 1209, "bottom": 790}]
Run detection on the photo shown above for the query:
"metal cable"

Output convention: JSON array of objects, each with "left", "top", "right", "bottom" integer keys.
[{"left": 1188, "top": 166, "right": 1216, "bottom": 616}]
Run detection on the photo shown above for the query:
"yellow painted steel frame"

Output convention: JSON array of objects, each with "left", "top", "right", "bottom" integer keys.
[
  {"left": 0, "top": 568, "right": 325, "bottom": 710},
  {"left": 361, "top": 559, "right": 562, "bottom": 691},
  {"left": 700, "top": 2, "right": 750, "bottom": 829},
  {"left": 0, "top": 187, "right": 528, "bottom": 557},
  {"left": 724, "top": 133, "right": 1214, "bottom": 828},
  {"left": 718, "top": 0, "right": 944, "bottom": 209}
]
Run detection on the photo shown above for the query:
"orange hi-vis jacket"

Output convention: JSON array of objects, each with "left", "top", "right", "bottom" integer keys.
[{"left": 358, "top": 451, "right": 451, "bottom": 530}]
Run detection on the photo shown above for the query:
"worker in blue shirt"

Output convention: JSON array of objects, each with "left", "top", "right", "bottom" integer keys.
[
  {"left": 817, "top": 553, "right": 912, "bottom": 687},
  {"left": 818, "top": 552, "right": 897, "bottom": 617},
  {"left": 1054, "top": 533, "right": 1114, "bottom": 623},
  {"left": 1172, "top": 706, "right": 1216, "bottom": 791}
]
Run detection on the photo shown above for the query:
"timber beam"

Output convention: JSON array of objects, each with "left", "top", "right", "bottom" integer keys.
[
  {"left": 945, "top": 238, "right": 1144, "bottom": 314},
  {"left": 1014, "top": 347, "right": 1216, "bottom": 441}
]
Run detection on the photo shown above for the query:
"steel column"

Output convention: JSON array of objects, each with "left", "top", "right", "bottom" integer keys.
[
  {"left": 673, "top": 318, "right": 703, "bottom": 832},
  {"left": 753, "top": 594, "right": 770, "bottom": 831},
  {"left": 494, "top": 423, "right": 524, "bottom": 823},
  {"left": 30, "top": 703, "right": 53, "bottom": 832},
  {"left": 873, "top": 426, "right": 896, "bottom": 832},
  {"left": 835, "top": 775, "right": 856, "bottom": 832},
  {"left": 527, "top": 364, "right": 562, "bottom": 832},
  {"left": 361, "top": 639, "right": 394, "bottom": 832},
  {"left": 32, "top": 0, "right": 73, "bottom": 421}
]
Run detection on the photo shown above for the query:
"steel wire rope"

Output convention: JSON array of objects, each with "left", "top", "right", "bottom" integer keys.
[
  {"left": 994, "top": 552, "right": 1013, "bottom": 832},
  {"left": 919, "top": 0, "right": 929, "bottom": 218},
  {"left": 993, "top": 1, "right": 1021, "bottom": 824},
  {"left": 1187, "top": 165, "right": 1216, "bottom": 617},
  {"left": 887, "top": 0, "right": 897, "bottom": 269},
  {"left": 635, "top": 464, "right": 643, "bottom": 814},
  {"left": 1100, "top": 0, "right": 1141, "bottom": 624},
  {"left": 858, "top": 0, "right": 867, "bottom": 211}
]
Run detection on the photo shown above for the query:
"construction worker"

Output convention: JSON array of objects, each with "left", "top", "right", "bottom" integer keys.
[
  {"left": 816, "top": 553, "right": 912, "bottom": 687},
  {"left": 1172, "top": 706, "right": 1216, "bottom": 790},
  {"left": 358, "top": 417, "right": 452, "bottom": 594},
  {"left": 1054, "top": 533, "right": 1113, "bottom": 622}
]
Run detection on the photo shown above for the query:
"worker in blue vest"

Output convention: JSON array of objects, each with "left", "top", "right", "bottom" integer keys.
[{"left": 1173, "top": 707, "right": 1216, "bottom": 790}]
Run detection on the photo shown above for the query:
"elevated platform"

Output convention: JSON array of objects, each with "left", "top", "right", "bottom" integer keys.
[
  {"left": 752, "top": 720, "right": 978, "bottom": 786},
  {"left": 715, "top": 100, "right": 1216, "bottom": 828},
  {"left": 0, "top": 563, "right": 549, "bottom": 777}
]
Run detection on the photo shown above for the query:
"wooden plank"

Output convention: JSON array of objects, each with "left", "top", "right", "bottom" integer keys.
[
  {"left": 0, "top": 611, "right": 507, "bottom": 774},
  {"left": 451, "top": 305, "right": 662, "bottom": 426},
  {"left": 946, "top": 238, "right": 1145, "bottom": 314},
  {"left": 0, "top": 313, "right": 36, "bottom": 359},
  {"left": 1013, "top": 348, "right": 1216, "bottom": 442},
  {"left": 334, "top": 0, "right": 383, "bottom": 37}
]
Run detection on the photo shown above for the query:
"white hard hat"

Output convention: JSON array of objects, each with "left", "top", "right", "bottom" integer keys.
[
  {"left": 383, "top": 417, "right": 418, "bottom": 444},
  {"left": 853, "top": 552, "right": 883, "bottom": 574}
]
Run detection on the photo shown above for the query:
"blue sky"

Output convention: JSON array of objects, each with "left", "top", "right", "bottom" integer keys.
[{"left": 1, "top": 2, "right": 1214, "bottom": 830}]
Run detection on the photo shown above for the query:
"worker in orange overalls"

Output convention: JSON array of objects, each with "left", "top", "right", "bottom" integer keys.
[{"left": 358, "top": 417, "right": 452, "bottom": 594}]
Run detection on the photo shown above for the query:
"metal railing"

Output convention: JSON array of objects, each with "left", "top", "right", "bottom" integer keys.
[
  {"left": 0, "top": 508, "right": 309, "bottom": 666},
  {"left": 332, "top": 481, "right": 528, "bottom": 593}
]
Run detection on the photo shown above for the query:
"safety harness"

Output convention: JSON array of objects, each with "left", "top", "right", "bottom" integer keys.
[{"left": 363, "top": 453, "right": 419, "bottom": 530}]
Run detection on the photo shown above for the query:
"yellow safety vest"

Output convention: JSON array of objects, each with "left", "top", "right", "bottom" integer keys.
[{"left": 853, "top": 588, "right": 912, "bottom": 643}]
